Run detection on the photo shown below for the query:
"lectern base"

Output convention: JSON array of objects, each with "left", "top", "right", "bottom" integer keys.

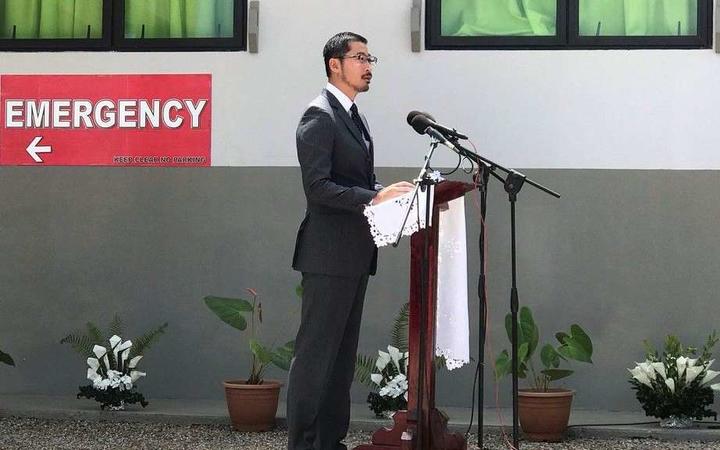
[{"left": 353, "top": 409, "right": 467, "bottom": 450}]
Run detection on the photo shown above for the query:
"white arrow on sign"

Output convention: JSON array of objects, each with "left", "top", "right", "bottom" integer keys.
[{"left": 26, "top": 136, "right": 52, "bottom": 163}]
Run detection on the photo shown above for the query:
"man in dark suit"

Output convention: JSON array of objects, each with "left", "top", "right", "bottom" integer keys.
[{"left": 287, "top": 32, "right": 413, "bottom": 450}]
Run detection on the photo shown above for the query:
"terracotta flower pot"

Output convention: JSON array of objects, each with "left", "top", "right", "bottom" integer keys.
[
  {"left": 223, "top": 379, "right": 283, "bottom": 432},
  {"left": 518, "top": 388, "right": 574, "bottom": 442}
]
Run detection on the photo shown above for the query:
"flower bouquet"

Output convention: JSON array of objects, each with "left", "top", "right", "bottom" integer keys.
[
  {"left": 61, "top": 315, "right": 167, "bottom": 410},
  {"left": 628, "top": 332, "right": 720, "bottom": 426},
  {"left": 79, "top": 335, "right": 148, "bottom": 410},
  {"left": 366, "top": 345, "right": 409, "bottom": 418}
]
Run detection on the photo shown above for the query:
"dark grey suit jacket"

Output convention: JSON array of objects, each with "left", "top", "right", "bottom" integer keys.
[{"left": 292, "top": 89, "right": 380, "bottom": 277}]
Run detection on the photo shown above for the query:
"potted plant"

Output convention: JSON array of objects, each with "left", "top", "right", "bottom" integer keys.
[
  {"left": 60, "top": 314, "right": 168, "bottom": 410},
  {"left": 203, "top": 287, "right": 295, "bottom": 432},
  {"left": 495, "top": 306, "right": 593, "bottom": 441},
  {"left": 628, "top": 332, "right": 720, "bottom": 428}
]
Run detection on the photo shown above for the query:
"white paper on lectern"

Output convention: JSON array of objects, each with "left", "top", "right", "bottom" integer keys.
[
  {"left": 363, "top": 186, "right": 434, "bottom": 248},
  {"left": 435, "top": 197, "right": 470, "bottom": 370}
]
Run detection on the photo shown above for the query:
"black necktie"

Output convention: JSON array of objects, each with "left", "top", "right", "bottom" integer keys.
[{"left": 350, "top": 104, "right": 371, "bottom": 145}]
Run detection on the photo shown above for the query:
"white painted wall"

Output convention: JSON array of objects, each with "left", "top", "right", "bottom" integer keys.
[{"left": 1, "top": 0, "right": 718, "bottom": 169}]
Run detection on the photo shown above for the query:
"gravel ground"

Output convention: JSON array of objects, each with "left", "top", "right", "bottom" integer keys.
[{"left": 2, "top": 417, "right": 720, "bottom": 449}]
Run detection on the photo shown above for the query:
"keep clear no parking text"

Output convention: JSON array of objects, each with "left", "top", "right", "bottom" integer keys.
[{"left": 113, "top": 155, "right": 207, "bottom": 165}]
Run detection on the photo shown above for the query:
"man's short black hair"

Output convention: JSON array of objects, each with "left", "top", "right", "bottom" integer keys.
[{"left": 323, "top": 32, "right": 368, "bottom": 78}]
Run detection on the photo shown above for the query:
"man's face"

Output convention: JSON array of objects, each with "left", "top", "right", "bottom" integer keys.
[{"left": 335, "top": 41, "right": 373, "bottom": 95}]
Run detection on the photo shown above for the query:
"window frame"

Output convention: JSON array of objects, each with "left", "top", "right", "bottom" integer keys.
[
  {"left": 0, "top": 0, "right": 113, "bottom": 52},
  {"left": 426, "top": 0, "right": 569, "bottom": 50},
  {"left": 425, "top": 0, "right": 713, "bottom": 50},
  {"left": 568, "top": 0, "right": 713, "bottom": 49},
  {"left": 0, "top": 0, "right": 247, "bottom": 52},
  {"left": 113, "top": 0, "right": 246, "bottom": 52}
]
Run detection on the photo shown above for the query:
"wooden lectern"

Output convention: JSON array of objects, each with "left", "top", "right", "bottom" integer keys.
[{"left": 355, "top": 181, "right": 474, "bottom": 450}]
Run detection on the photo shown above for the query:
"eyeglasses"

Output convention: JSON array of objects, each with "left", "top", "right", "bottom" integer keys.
[{"left": 340, "top": 53, "right": 378, "bottom": 66}]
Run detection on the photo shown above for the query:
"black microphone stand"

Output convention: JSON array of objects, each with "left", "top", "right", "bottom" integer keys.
[
  {"left": 392, "top": 141, "right": 441, "bottom": 450},
  {"left": 442, "top": 137, "right": 560, "bottom": 450},
  {"left": 475, "top": 164, "right": 490, "bottom": 450}
]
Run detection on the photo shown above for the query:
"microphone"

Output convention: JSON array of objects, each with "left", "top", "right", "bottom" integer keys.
[
  {"left": 409, "top": 114, "right": 458, "bottom": 152},
  {"left": 406, "top": 110, "right": 436, "bottom": 126},
  {"left": 406, "top": 110, "right": 468, "bottom": 140}
]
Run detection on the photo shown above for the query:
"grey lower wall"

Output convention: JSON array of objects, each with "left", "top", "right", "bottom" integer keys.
[{"left": 1, "top": 167, "right": 719, "bottom": 413}]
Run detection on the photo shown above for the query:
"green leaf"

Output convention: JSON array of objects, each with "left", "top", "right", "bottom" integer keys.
[
  {"left": 558, "top": 324, "right": 593, "bottom": 363},
  {"left": 391, "top": 303, "right": 410, "bottom": 353},
  {"left": 85, "top": 322, "right": 104, "bottom": 344},
  {"left": 270, "top": 341, "right": 294, "bottom": 371},
  {"left": 108, "top": 314, "right": 124, "bottom": 337},
  {"left": 354, "top": 354, "right": 378, "bottom": 387},
  {"left": 203, "top": 296, "right": 253, "bottom": 331},
  {"left": 434, "top": 355, "right": 447, "bottom": 370},
  {"left": 504, "top": 313, "right": 513, "bottom": 344},
  {"left": 540, "top": 344, "right": 561, "bottom": 369},
  {"left": 555, "top": 332, "right": 569, "bottom": 345},
  {"left": 0, "top": 350, "right": 14, "bottom": 366},
  {"left": 519, "top": 307, "right": 539, "bottom": 359},
  {"left": 59, "top": 332, "right": 95, "bottom": 357},
  {"left": 495, "top": 349, "right": 529, "bottom": 379},
  {"left": 250, "top": 339, "right": 273, "bottom": 364},
  {"left": 569, "top": 325, "right": 593, "bottom": 358},
  {"left": 504, "top": 308, "right": 538, "bottom": 360},
  {"left": 518, "top": 342, "right": 529, "bottom": 364},
  {"left": 642, "top": 339, "right": 655, "bottom": 357},
  {"left": 495, "top": 350, "right": 510, "bottom": 379},
  {"left": 558, "top": 342, "right": 591, "bottom": 364},
  {"left": 129, "top": 322, "right": 168, "bottom": 358},
  {"left": 518, "top": 362, "right": 528, "bottom": 378},
  {"left": 271, "top": 351, "right": 292, "bottom": 370},
  {"left": 541, "top": 368, "right": 574, "bottom": 381}
]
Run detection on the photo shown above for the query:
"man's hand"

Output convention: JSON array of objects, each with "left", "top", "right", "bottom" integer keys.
[{"left": 370, "top": 181, "right": 414, "bottom": 205}]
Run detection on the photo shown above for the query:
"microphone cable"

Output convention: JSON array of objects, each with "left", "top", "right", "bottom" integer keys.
[{"left": 465, "top": 139, "right": 519, "bottom": 450}]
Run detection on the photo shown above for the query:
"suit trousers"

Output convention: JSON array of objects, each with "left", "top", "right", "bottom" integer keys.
[{"left": 287, "top": 272, "right": 369, "bottom": 450}]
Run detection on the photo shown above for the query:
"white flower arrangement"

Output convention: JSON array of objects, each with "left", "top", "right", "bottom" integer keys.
[
  {"left": 367, "top": 345, "right": 410, "bottom": 417},
  {"left": 77, "top": 335, "right": 149, "bottom": 410},
  {"left": 628, "top": 333, "right": 720, "bottom": 422},
  {"left": 371, "top": 345, "right": 409, "bottom": 401},
  {"left": 628, "top": 357, "right": 720, "bottom": 392},
  {"left": 86, "top": 335, "right": 146, "bottom": 391}
]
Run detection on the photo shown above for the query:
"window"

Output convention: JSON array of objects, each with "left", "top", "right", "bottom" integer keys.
[
  {"left": 115, "top": 0, "right": 244, "bottom": 51},
  {"left": 427, "top": 0, "right": 712, "bottom": 50},
  {"left": 0, "top": 0, "right": 111, "bottom": 50},
  {"left": 0, "top": 0, "right": 246, "bottom": 51}
]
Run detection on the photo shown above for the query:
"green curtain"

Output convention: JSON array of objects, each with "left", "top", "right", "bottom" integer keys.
[
  {"left": 125, "top": 0, "right": 233, "bottom": 39},
  {"left": 442, "top": 0, "right": 557, "bottom": 36},
  {"left": 0, "top": 0, "right": 102, "bottom": 39},
  {"left": 579, "top": 0, "right": 697, "bottom": 36},
  {"left": 442, "top": 0, "right": 697, "bottom": 37}
]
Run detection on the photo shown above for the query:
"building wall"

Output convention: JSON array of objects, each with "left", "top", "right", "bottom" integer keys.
[{"left": 1, "top": 1, "right": 719, "bottom": 411}]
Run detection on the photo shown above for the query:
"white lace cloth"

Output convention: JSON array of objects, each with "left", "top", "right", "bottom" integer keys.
[
  {"left": 435, "top": 197, "right": 470, "bottom": 370},
  {"left": 364, "top": 188, "right": 470, "bottom": 371},
  {"left": 363, "top": 186, "right": 434, "bottom": 248}
]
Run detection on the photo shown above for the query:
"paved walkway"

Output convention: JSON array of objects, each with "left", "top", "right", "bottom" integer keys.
[{"left": 3, "top": 395, "right": 720, "bottom": 448}]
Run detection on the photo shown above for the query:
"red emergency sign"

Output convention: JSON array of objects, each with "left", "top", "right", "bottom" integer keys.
[{"left": 0, "top": 74, "right": 211, "bottom": 166}]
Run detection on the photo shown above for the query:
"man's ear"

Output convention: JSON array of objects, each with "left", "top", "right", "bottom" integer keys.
[{"left": 329, "top": 58, "right": 341, "bottom": 76}]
